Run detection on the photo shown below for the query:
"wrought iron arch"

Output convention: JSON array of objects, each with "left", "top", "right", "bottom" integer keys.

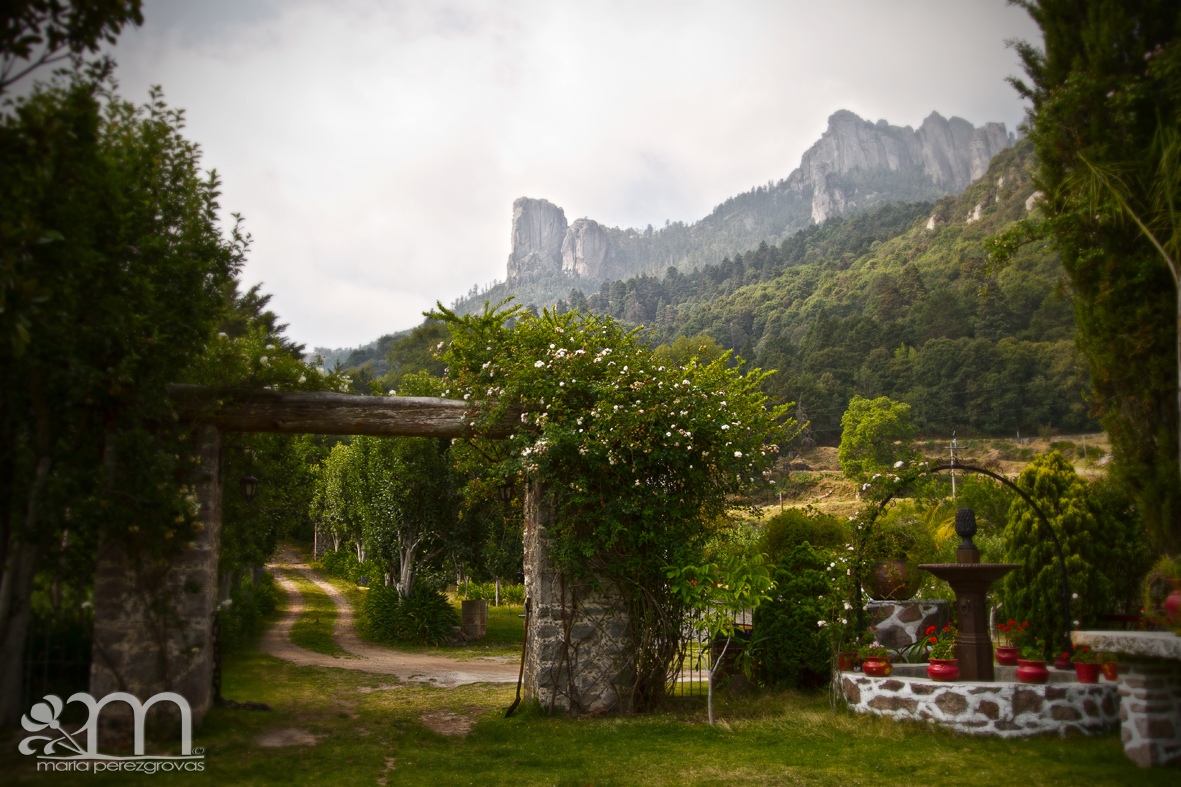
[{"left": 854, "top": 463, "right": 1073, "bottom": 655}]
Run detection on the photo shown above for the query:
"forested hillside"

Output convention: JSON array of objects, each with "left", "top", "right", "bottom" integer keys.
[
  {"left": 341, "top": 141, "right": 1091, "bottom": 444},
  {"left": 531, "top": 141, "right": 1090, "bottom": 443}
]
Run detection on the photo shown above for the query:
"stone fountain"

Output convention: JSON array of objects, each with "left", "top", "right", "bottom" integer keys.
[{"left": 919, "top": 507, "right": 1019, "bottom": 681}]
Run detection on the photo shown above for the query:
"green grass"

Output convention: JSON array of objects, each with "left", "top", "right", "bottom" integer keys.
[
  {"left": 283, "top": 569, "right": 349, "bottom": 658},
  {"left": 5, "top": 645, "right": 1173, "bottom": 786}
]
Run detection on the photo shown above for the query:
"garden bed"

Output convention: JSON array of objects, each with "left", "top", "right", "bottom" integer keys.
[{"left": 842, "top": 671, "right": 1120, "bottom": 738}]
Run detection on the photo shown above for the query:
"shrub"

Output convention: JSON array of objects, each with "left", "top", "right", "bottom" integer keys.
[
  {"left": 219, "top": 572, "right": 279, "bottom": 652},
  {"left": 362, "top": 585, "right": 459, "bottom": 646},
  {"left": 1000, "top": 452, "right": 1149, "bottom": 656},
  {"left": 751, "top": 543, "right": 832, "bottom": 689},
  {"left": 319, "top": 549, "right": 385, "bottom": 587},
  {"left": 459, "top": 581, "right": 525, "bottom": 605},
  {"left": 758, "top": 508, "right": 849, "bottom": 563}
]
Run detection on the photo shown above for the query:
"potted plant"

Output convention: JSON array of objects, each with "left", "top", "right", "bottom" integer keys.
[
  {"left": 924, "top": 624, "right": 959, "bottom": 681},
  {"left": 1143, "top": 555, "right": 1181, "bottom": 633},
  {"left": 1016, "top": 636, "right": 1049, "bottom": 684},
  {"left": 1070, "top": 645, "right": 1101, "bottom": 683},
  {"left": 994, "top": 618, "right": 1026, "bottom": 665},
  {"left": 858, "top": 636, "right": 892, "bottom": 677},
  {"left": 1098, "top": 651, "right": 1120, "bottom": 681}
]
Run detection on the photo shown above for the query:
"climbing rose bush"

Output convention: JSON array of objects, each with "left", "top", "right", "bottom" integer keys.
[{"left": 430, "top": 300, "right": 792, "bottom": 577}]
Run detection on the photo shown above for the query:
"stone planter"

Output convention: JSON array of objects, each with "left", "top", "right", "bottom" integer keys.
[
  {"left": 1017, "top": 659, "right": 1050, "bottom": 684},
  {"left": 926, "top": 658, "right": 960, "bottom": 682},
  {"left": 1074, "top": 662, "right": 1101, "bottom": 684},
  {"left": 995, "top": 646, "right": 1020, "bottom": 666}
]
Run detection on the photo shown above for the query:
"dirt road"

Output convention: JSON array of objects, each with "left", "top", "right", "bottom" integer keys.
[{"left": 259, "top": 547, "right": 520, "bottom": 687}]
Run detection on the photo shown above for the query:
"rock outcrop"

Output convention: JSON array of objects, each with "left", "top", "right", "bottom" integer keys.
[
  {"left": 786, "top": 110, "right": 1014, "bottom": 224},
  {"left": 505, "top": 110, "right": 1013, "bottom": 283},
  {"left": 506, "top": 197, "right": 567, "bottom": 280},
  {"left": 561, "top": 218, "right": 613, "bottom": 279}
]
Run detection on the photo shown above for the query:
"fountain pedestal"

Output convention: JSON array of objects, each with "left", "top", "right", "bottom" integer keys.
[{"left": 919, "top": 507, "right": 1018, "bottom": 682}]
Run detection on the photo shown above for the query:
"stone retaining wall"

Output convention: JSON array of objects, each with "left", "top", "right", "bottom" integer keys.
[
  {"left": 843, "top": 672, "right": 1119, "bottom": 737},
  {"left": 866, "top": 600, "right": 951, "bottom": 649}
]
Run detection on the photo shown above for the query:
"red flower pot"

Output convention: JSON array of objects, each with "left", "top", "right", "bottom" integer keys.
[
  {"left": 1074, "top": 662, "right": 1101, "bottom": 684},
  {"left": 1101, "top": 661, "right": 1119, "bottom": 681},
  {"left": 837, "top": 652, "right": 859, "bottom": 672},
  {"left": 1016, "top": 659, "right": 1049, "bottom": 684},
  {"left": 1165, "top": 579, "right": 1181, "bottom": 625},
  {"left": 995, "top": 646, "right": 1020, "bottom": 666},
  {"left": 1053, "top": 653, "right": 1072, "bottom": 670},
  {"left": 861, "top": 657, "right": 892, "bottom": 677},
  {"left": 926, "top": 658, "right": 960, "bottom": 682}
]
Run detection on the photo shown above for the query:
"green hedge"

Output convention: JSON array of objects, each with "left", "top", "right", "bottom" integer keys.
[
  {"left": 751, "top": 543, "right": 833, "bottom": 690},
  {"left": 361, "top": 585, "right": 459, "bottom": 646}
]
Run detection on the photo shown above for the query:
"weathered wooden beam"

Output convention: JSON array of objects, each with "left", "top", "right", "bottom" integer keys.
[{"left": 167, "top": 384, "right": 517, "bottom": 438}]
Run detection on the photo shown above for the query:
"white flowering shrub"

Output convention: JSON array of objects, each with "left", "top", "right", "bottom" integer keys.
[{"left": 428, "top": 299, "right": 793, "bottom": 706}]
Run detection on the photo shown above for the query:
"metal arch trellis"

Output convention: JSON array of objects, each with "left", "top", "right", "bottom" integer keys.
[{"left": 852, "top": 463, "right": 1073, "bottom": 656}]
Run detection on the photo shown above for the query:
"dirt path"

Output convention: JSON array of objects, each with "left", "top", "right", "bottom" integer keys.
[{"left": 259, "top": 547, "right": 519, "bottom": 687}]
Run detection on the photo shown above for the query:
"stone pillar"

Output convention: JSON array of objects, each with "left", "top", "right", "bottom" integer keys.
[
  {"left": 90, "top": 426, "right": 221, "bottom": 730},
  {"left": 522, "top": 481, "right": 633, "bottom": 715},
  {"left": 1117, "top": 659, "right": 1181, "bottom": 767}
]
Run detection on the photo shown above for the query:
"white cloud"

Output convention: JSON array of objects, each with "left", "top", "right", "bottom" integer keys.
[{"left": 100, "top": 0, "right": 1040, "bottom": 347}]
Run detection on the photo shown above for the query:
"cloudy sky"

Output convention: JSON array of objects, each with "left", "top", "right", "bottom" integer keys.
[{"left": 100, "top": 0, "right": 1041, "bottom": 350}]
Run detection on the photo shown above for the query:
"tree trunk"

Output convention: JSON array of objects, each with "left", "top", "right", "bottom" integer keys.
[{"left": 0, "top": 537, "right": 46, "bottom": 726}]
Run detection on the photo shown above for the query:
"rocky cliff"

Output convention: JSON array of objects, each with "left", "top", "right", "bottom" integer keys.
[
  {"left": 503, "top": 109, "right": 1013, "bottom": 287},
  {"left": 506, "top": 197, "right": 568, "bottom": 280}
]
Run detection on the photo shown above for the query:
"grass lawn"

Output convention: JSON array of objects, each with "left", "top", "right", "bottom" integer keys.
[{"left": 6, "top": 639, "right": 1175, "bottom": 786}]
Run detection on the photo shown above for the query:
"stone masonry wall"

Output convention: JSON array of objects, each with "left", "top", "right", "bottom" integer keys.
[
  {"left": 89, "top": 427, "right": 221, "bottom": 736},
  {"left": 866, "top": 600, "right": 950, "bottom": 649},
  {"left": 522, "top": 482, "right": 634, "bottom": 715},
  {"left": 843, "top": 673, "right": 1119, "bottom": 737},
  {"left": 1118, "top": 659, "right": 1181, "bottom": 767}
]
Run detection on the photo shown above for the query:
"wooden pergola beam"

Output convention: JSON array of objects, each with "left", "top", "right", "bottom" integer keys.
[{"left": 167, "top": 384, "right": 517, "bottom": 439}]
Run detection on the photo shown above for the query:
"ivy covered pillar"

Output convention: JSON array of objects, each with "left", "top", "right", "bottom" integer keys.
[
  {"left": 89, "top": 426, "right": 222, "bottom": 729},
  {"left": 522, "top": 480, "right": 634, "bottom": 715}
]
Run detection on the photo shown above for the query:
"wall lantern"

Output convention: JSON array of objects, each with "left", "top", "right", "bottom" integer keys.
[{"left": 240, "top": 474, "right": 259, "bottom": 502}]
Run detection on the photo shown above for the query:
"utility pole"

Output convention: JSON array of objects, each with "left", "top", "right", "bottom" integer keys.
[{"left": 951, "top": 429, "right": 957, "bottom": 500}]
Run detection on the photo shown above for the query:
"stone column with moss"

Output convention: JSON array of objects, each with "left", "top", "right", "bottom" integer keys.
[
  {"left": 89, "top": 426, "right": 222, "bottom": 734},
  {"left": 522, "top": 481, "right": 634, "bottom": 715}
]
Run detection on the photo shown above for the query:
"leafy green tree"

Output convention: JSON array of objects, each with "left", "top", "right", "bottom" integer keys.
[
  {"left": 837, "top": 395, "right": 917, "bottom": 481},
  {"left": 311, "top": 435, "right": 462, "bottom": 598},
  {"left": 991, "top": 0, "right": 1181, "bottom": 552},
  {"left": 1000, "top": 451, "right": 1139, "bottom": 656},
  {"left": 379, "top": 320, "right": 449, "bottom": 393},
  {"left": 653, "top": 333, "right": 724, "bottom": 367},
  {"left": 1, "top": 0, "right": 142, "bottom": 92},
  {"left": 0, "top": 74, "right": 240, "bottom": 726},
  {"left": 666, "top": 554, "right": 774, "bottom": 724}
]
